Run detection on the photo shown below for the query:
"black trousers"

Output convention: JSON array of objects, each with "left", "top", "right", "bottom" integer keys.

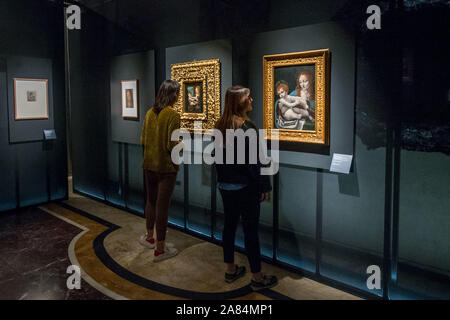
[{"left": 219, "top": 184, "right": 262, "bottom": 273}]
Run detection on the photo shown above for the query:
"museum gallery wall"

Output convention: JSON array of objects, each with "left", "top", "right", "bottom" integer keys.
[
  {"left": 71, "top": 20, "right": 370, "bottom": 291},
  {"left": 165, "top": 39, "right": 232, "bottom": 231},
  {"left": 68, "top": 1, "right": 450, "bottom": 300},
  {"left": 0, "top": 0, "right": 67, "bottom": 211},
  {"left": 107, "top": 50, "right": 156, "bottom": 208}
]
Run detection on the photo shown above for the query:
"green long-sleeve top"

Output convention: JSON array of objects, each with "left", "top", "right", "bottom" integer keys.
[{"left": 140, "top": 106, "right": 181, "bottom": 173}]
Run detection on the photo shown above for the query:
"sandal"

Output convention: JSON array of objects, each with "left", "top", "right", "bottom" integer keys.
[{"left": 225, "top": 265, "right": 246, "bottom": 283}]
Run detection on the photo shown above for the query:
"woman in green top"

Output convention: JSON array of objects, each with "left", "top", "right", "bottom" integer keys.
[{"left": 140, "top": 80, "right": 182, "bottom": 262}]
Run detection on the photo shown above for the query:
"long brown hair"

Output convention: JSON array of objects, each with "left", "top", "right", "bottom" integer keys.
[
  {"left": 152, "top": 80, "right": 180, "bottom": 115},
  {"left": 215, "top": 85, "right": 250, "bottom": 138},
  {"left": 296, "top": 71, "right": 314, "bottom": 99}
]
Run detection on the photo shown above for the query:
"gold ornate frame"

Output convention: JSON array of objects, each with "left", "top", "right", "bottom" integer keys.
[
  {"left": 171, "top": 59, "right": 221, "bottom": 133},
  {"left": 263, "top": 49, "right": 330, "bottom": 145}
]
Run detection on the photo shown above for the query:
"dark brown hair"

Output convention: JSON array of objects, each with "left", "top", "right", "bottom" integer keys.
[
  {"left": 215, "top": 85, "right": 250, "bottom": 138},
  {"left": 152, "top": 80, "right": 181, "bottom": 115}
]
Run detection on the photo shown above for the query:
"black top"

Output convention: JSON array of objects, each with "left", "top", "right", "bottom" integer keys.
[{"left": 215, "top": 120, "right": 272, "bottom": 193}]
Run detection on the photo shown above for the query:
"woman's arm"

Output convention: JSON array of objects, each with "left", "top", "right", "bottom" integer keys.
[
  {"left": 167, "top": 113, "right": 181, "bottom": 152},
  {"left": 242, "top": 121, "right": 272, "bottom": 195},
  {"left": 140, "top": 113, "right": 148, "bottom": 153}
]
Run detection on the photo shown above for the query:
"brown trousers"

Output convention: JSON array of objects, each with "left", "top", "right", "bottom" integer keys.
[{"left": 144, "top": 170, "right": 177, "bottom": 241}]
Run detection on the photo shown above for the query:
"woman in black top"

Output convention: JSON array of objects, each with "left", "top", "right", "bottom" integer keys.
[{"left": 215, "top": 85, "right": 278, "bottom": 291}]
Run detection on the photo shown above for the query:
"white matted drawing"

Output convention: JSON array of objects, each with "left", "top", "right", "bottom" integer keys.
[{"left": 14, "top": 78, "right": 49, "bottom": 120}]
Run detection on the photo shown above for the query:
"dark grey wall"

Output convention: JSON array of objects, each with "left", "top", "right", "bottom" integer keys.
[
  {"left": 107, "top": 52, "right": 155, "bottom": 211},
  {"left": 7, "top": 56, "right": 54, "bottom": 143},
  {"left": 0, "top": 0, "right": 67, "bottom": 212},
  {"left": 248, "top": 21, "right": 355, "bottom": 170},
  {"left": 110, "top": 50, "right": 155, "bottom": 145},
  {"left": 164, "top": 39, "right": 233, "bottom": 210},
  {"left": 0, "top": 58, "right": 17, "bottom": 211},
  {"left": 69, "top": 7, "right": 109, "bottom": 199},
  {"left": 69, "top": 6, "right": 152, "bottom": 210}
]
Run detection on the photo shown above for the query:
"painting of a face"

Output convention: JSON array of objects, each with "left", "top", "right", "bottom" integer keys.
[
  {"left": 278, "top": 88, "right": 287, "bottom": 98},
  {"left": 125, "top": 89, "right": 134, "bottom": 108},
  {"left": 273, "top": 65, "right": 316, "bottom": 131},
  {"left": 27, "top": 91, "right": 37, "bottom": 102},
  {"left": 185, "top": 82, "right": 203, "bottom": 113},
  {"left": 298, "top": 74, "right": 310, "bottom": 90}
]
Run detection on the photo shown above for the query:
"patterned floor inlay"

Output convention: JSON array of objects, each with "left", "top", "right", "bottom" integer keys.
[{"left": 33, "top": 195, "right": 360, "bottom": 300}]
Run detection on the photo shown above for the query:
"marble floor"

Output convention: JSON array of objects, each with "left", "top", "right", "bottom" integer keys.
[
  {"left": 0, "top": 206, "right": 109, "bottom": 300},
  {"left": 0, "top": 188, "right": 361, "bottom": 300}
]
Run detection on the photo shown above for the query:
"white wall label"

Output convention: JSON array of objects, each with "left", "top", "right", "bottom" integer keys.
[{"left": 330, "top": 153, "right": 353, "bottom": 174}]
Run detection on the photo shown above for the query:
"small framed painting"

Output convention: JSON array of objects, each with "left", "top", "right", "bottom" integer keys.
[
  {"left": 184, "top": 81, "right": 204, "bottom": 114},
  {"left": 171, "top": 59, "right": 221, "bottom": 133},
  {"left": 14, "top": 78, "right": 49, "bottom": 120},
  {"left": 121, "top": 79, "right": 139, "bottom": 119}
]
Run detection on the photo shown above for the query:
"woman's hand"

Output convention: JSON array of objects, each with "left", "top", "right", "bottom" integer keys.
[{"left": 260, "top": 192, "right": 270, "bottom": 202}]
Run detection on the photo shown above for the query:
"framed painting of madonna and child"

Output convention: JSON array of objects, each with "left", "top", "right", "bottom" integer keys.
[
  {"left": 263, "top": 49, "right": 330, "bottom": 145},
  {"left": 171, "top": 59, "right": 221, "bottom": 133}
]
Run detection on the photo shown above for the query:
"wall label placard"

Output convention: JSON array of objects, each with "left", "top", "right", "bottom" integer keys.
[
  {"left": 330, "top": 153, "right": 353, "bottom": 174},
  {"left": 43, "top": 129, "right": 56, "bottom": 140}
]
